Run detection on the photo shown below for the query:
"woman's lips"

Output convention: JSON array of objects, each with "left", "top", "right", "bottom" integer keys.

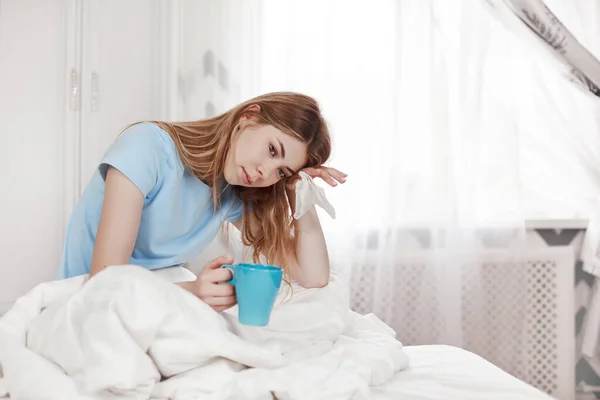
[{"left": 242, "top": 167, "right": 252, "bottom": 185}]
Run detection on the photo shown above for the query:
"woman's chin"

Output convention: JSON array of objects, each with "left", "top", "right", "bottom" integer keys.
[
  {"left": 226, "top": 178, "right": 248, "bottom": 188},
  {"left": 223, "top": 174, "right": 235, "bottom": 186}
]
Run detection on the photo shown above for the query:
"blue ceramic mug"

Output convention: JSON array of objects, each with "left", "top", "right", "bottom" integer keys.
[{"left": 220, "top": 263, "right": 283, "bottom": 326}]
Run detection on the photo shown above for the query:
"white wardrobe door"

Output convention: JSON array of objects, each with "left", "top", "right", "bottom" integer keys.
[
  {"left": 78, "top": 0, "right": 164, "bottom": 189},
  {"left": 0, "top": 0, "right": 68, "bottom": 312}
]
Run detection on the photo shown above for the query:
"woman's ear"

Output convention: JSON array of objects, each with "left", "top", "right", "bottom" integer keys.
[{"left": 239, "top": 104, "right": 261, "bottom": 121}]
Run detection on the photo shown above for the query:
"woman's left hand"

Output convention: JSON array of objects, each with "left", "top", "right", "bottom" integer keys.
[{"left": 287, "top": 166, "right": 347, "bottom": 190}]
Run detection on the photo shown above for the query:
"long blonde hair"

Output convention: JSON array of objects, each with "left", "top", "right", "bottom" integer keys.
[{"left": 150, "top": 92, "right": 332, "bottom": 278}]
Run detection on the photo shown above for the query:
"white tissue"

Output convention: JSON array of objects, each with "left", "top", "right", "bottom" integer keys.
[{"left": 293, "top": 171, "right": 336, "bottom": 220}]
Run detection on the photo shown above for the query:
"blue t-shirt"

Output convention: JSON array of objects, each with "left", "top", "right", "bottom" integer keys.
[{"left": 57, "top": 122, "right": 244, "bottom": 279}]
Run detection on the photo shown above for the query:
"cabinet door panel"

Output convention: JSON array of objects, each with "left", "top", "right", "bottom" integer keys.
[
  {"left": 79, "top": 0, "right": 163, "bottom": 188},
  {"left": 0, "top": 0, "right": 69, "bottom": 312}
]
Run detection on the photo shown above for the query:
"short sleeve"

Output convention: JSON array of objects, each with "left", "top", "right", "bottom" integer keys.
[{"left": 98, "top": 122, "right": 168, "bottom": 197}]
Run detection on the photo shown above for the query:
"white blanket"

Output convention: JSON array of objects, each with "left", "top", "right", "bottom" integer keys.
[{"left": 0, "top": 265, "right": 409, "bottom": 400}]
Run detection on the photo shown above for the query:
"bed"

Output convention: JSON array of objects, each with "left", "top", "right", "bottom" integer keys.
[
  {"left": 373, "top": 345, "right": 554, "bottom": 400},
  {"left": 0, "top": 345, "right": 554, "bottom": 400},
  {"left": 0, "top": 266, "right": 555, "bottom": 400}
]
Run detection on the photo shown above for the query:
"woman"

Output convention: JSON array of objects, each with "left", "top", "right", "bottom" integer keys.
[{"left": 58, "top": 92, "right": 346, "bottom": 312}]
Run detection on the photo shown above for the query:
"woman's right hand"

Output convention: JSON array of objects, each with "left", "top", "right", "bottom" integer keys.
[{"left": 190, "top": 256, "right": 237, "bottom": 312}]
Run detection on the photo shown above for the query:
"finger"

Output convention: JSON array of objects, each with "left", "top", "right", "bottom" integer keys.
[
  {"left": 197, "top": 280, "right": 235, "bottom": 297},
  {"left": 203, "top": 256, "right": 234, "bottom": 271},
  {"left": 318, "top": 170, "right": 338, "bottom": 187},
  {"left": 211, "top": 283, "right": 235, "bottom": 297},
  {"left": 333, "top": 168, "right": 348, "bottom": 178},
  {"left": 206, "top": 295, "right": 237, "bottom": 307},
  {"left": 301, "top": 167, "right": 320, "bottom": 177},
  {"left": 213, "top": 302, "right": 237, "bottom": 312},
  {"left": 329, "top": 168, "right": 347, "bottom": 181},
  {"left": 325, "top": 170, "right": 344, "bottom": 184},
  {"left": 204, "top": 267, "right": 235, "bottom": 284}
]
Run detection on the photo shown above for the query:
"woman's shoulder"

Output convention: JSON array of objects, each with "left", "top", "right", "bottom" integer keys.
[
  {"left": 98, "top": 121, "right": 182, "bottom": 186},
  {"left": 116, "top": 122, "right": 181, "bottom": 164},
  {"left": 121, "top": 122, "right": 172, "bottom": 149}
]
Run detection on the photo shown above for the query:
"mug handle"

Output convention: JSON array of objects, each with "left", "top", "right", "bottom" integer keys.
[{"left": 220, "top": 264, "right": 237, "bottom": 285}]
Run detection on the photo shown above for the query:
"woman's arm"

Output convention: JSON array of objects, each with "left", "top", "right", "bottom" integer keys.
[
  {"left": 232, "top": 190, "right": 330, "bottom": 288},
  {"left": 232, "top": 205, "right": 330, "bottom": 288},
  {"left": 285, "top": 166, "right": 346, "bottom": 287},
  {"left": 92, "top": 167, "right": 236, "bottom": 312},
  {"left": 285, "top": 187, "right": 331, "bottom": 288},
  {"left": 232, "top": 167, "right": 345, "bottom": 289},
  {"left": 89, "top": 166, "right": 144, "bottom": 277}
]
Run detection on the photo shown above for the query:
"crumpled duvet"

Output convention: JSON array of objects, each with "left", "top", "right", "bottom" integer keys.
[{"left": 0, "top": 265, "right": 409, "bottom": 400}]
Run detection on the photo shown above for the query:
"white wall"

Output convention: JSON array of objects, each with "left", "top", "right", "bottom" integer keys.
[
  {"left": 0, "top": 0, "right": 171, "bottom": 314},
  {"left": 176, "top": 0, "right": 262, "bottom": 121},
  {"left": 0, "top": 0, "right": 68, "bottom": 313},
  {"left": 0, "top": 0, "right": 261, "bottom": 313}
]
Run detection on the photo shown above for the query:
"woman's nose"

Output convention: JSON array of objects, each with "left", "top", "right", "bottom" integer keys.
[{"left": 257, "top": 163, "right": 276, "bottom": 181}]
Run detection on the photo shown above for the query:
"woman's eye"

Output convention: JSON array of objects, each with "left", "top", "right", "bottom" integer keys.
[
  {"left": 269, "top": 144, "right": 276, "bottom": 156},
  {"left": 279, "top": 169, "right": 286, "bottom": 179}
]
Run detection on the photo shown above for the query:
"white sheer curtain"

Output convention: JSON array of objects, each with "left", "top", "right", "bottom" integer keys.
[
  {"left": 253, "top": 0, "right": 600, "bottom": 354},
  {"left": 257, "top": 0, "right": 533, "bottom": 348},
  {"left": 482, "top": 0, "right": 600, "bottom": 222},
  {"left": 483, "top": 0, "right": 600, "bottom": 358},
  {"left": 173, "top": 0, "right": 263, "bottom": 122}
]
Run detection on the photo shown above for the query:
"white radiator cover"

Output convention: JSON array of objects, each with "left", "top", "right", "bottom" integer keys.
[{"left": 348, "top": 247, "right": 575, "bottom": 400}]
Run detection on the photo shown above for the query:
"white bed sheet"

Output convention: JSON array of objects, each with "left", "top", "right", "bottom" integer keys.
[
  {"left": 372, "top": 345, "right": 555, "bottom": 400},
  {"left": 0, "top": 347, "right": 556, "bottom": 400},
  {"left": 0, "top": 266, "right": 555, "bottom": 400}
]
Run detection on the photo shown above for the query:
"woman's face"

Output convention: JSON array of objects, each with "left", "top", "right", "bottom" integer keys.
[{"left": 224, "top": 123, "right": 308, "bottom": 188}]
